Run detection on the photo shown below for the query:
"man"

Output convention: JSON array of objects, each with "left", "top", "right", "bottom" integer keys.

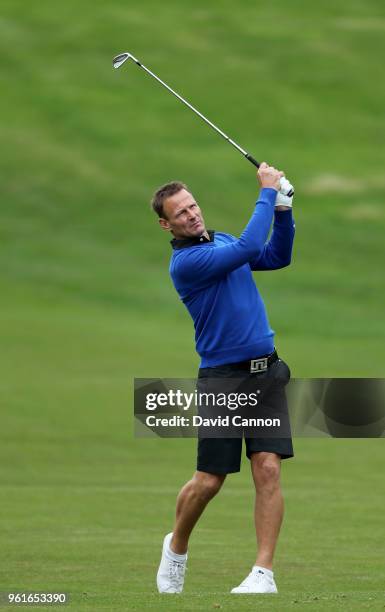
[{"left": 151, "top": 162, "right": 295, "bottom": 594}]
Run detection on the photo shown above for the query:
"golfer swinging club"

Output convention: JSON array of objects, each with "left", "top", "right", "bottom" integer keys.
[{"left": 151, "top": 162, "right": 295, "bottom": 594}]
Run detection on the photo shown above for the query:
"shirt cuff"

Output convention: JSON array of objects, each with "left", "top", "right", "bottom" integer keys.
[
  {"left": 274, "top": 209, "right": 294, "bottom": 225},
  {"left": 258, "top": 187, "right": 278, "bottom": 206}
]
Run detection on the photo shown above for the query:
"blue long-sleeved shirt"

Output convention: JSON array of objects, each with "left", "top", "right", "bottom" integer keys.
[{"left": 170, "top": 188, "right": 295, "bottom": 367}]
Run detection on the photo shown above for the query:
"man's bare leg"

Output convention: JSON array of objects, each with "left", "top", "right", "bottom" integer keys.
[
  {"left": 170, "top": 471, "right": 226, "bottom": 554},
  {"left": 250, "top": 452, "right": 283, "bottom": 569}
]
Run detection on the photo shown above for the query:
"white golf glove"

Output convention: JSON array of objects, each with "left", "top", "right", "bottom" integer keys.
[{"left": 275, "top": 176, "right": 294, "bottom": 208}]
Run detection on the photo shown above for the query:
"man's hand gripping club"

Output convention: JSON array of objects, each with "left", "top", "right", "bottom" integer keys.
[{"left": 257, "top": 162, "right": 294, "bottom": 210}]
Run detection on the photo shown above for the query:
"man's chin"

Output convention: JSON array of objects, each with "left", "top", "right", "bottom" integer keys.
[
  {"left": 174, "top": 224, "right": 206, "bottom": 240},
  {"left": 189, "top": 223, "right": 205, "bottom": 236}
]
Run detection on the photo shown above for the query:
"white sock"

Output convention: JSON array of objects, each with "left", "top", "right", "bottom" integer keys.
[
  {"left": 167, "top": 543, "right": 187, "bottom": 562},
  {"left": 253, "top": 565, "right": 273, "bottom": 578}
]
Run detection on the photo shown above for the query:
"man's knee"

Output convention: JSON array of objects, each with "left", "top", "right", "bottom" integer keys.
[
  {"left": 192, "top": 471, "right": 226, "bottom": 501},
  {"left": 251, "top": 452, "right": 281, "bottom": 490}
]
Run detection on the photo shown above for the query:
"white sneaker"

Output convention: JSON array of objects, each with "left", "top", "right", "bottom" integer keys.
[
  {"left": 156, "top": 533, "right": 187, "bottom": 593},
  {"left": 231, "top": 566, "right": 278, "bottom": 594}
]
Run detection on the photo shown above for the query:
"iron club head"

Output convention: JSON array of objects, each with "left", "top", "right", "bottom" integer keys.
[{"left": 112, "top": 52, "right": 139, "bottom": 69}]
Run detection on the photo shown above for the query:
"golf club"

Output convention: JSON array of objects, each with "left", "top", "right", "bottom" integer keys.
[{"left": 112, "top": 52, "right": 294, "bottom": 197}]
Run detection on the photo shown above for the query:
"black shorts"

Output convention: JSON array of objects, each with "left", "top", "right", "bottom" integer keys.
[{"left": 196, "top": 354, "right": 294, "bottom": 474}]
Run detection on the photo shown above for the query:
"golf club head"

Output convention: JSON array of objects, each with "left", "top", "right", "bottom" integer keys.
[{"left": 112, "top": 52, "right": 139, "bottom": 69}]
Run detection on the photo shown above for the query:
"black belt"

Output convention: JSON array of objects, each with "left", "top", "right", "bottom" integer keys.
[{"left": 225, "top": 350, "right": 278, "bottom": 373}]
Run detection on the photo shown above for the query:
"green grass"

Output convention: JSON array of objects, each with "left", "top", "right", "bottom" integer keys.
[
  {"left": 1, "top": 0, "right": 385, "bottom": 377},
  {"left": 1, "top": 0, "right": 385, "bottom": 609},
  {"left": 1, "top": 437, "right": 385, "bottom": 610}
]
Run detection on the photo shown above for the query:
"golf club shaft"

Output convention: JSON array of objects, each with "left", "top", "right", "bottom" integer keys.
[{"left": 113, "top": 53, "right": 260, "bottom": 168}]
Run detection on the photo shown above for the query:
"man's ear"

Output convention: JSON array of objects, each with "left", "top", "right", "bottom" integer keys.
[{"left": 159, "top": 217, "right": 171, "bottom": 232}]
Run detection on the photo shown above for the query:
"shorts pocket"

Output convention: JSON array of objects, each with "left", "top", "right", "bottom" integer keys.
[{"left": 273, "top": 359, "right": 291, "bottom": 386}]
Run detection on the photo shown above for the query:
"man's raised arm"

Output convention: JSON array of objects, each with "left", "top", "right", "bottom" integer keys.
[
  {"left": 249, "top": 208, "right": 295, "bottom": 271},
  {"left": 172, "top": 163, "right": 283, "bottom": 285}
]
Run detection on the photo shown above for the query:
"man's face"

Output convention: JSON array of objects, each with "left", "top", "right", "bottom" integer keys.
[{"left": 159, "top": 189, "right": 206, "bottom": 239}]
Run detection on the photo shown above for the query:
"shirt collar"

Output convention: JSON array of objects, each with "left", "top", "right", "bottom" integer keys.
[{"left": 170, "top": 230, "right": 215, "bottom": 250}]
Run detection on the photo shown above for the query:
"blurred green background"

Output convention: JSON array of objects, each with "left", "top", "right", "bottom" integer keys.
[{"left": 1, "top": 0, "right": 384, "bottom": 609}]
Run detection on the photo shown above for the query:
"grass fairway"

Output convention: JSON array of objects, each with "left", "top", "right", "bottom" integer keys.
[
  {"left": 2, "top": 433, "right": 385, "bottom": 610},
  {"left": 1, "top": 0, "right": 385, "bottom": 610}
]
